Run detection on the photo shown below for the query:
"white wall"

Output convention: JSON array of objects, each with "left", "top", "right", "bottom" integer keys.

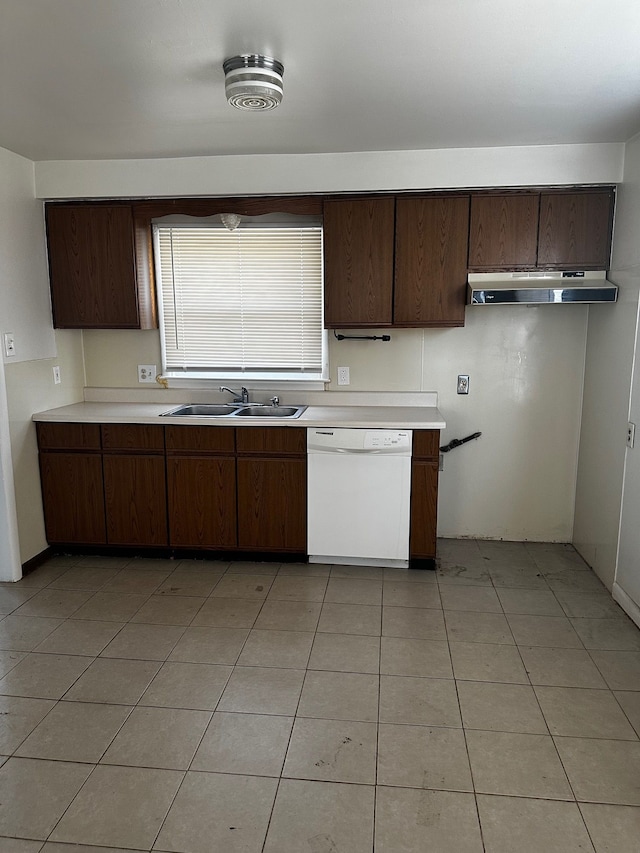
[
  {"left": 5, "top": 331, "right": 85, "bottom": 563},
  {"left": 0, "top": 145, "right": 84, "bottom": 567},
  {"left": 611, "top": 132, "right": 640, "bottom": 617},
  {"left": 34, "top": 143, "right": 623, "bottom": 199},
  {"left": 574, "top": 135, "right": 640, "bottom": 589},
  {"left": 81, "top": 309, "right": 588, "bottom": 542},
  {"left": 16, "top": 140, "right": 623, "bottom": 549},
  {"left": 0, "top": 355, "right": 21, "bottom": 580},
  {"left": 616, "top": 293, "right": 640, "bottom": 620},
  {"left": 0, "top": 145, "right": 57, "bottom": 578},
  {"left": 0, "top": 148, "right": 55, "bottom": 363}
]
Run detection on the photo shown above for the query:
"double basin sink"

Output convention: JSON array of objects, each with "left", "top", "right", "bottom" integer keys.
[{"left": 161, "top": 403, "right": 307, "bottom": 419}]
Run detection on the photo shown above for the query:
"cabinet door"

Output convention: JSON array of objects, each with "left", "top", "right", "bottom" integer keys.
[
  {"left": 409, "top": 460, "right": 439, "bottom": 559},
  {"left": 394, "top": 196, "right": 470, "bottom": 326},
  {"left": 468, "top": 194, "right": 539, "bottom": 269},
  {"left": 103, "top": 455, "right": 168, "bottom": 546},
  {"left": 46, "top": 205, "right": 152, "bottom": 329},
  {"left": 167, "top": 456, "right": 237, "bottom": 548},
  {"left": 537, "top": 191, "right": 614, "bottom": 269},
  {"left": 323, "top": 198, "right": 395, "bottom": 327},
  {"left": 237, "top": 457, "right": 306, "bottom": 551},
  {"left": 39, "top": 452, "right": 106, "bottom": 545}
]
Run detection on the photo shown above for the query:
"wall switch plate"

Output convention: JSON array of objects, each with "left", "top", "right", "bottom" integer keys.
[
  {"left": 457, "top": 374, "right": 470, "bottom": 394},
  {"left": 3, "top": 332, "right": 15, "bottom": 358},
  {"left": 138, "top": 364, "right": 157, "bottom": 383},
  {"left": 628, "top": 422, "right": 636, "bottom": 449},
  {"left": 337, "top": 366, "right": 350, "bottom": 386},
  {"left": 52, "top": 366, "right": 61, "bottom": 385}
]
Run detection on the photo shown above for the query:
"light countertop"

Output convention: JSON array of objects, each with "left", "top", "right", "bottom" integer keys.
[{"left": 32, "top": 400, "right": 446, "bottom": 430}]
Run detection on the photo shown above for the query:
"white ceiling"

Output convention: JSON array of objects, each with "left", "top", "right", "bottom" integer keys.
[{"left": 2, "top": 0, "right": 640, "bottom": 162}]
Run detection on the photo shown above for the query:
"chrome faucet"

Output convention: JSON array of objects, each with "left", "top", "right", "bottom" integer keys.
[
  {"left": 219, "top": 385, "right": 249, "bottom": 404},
  {"left": 270, "top": 396, "right": 280, "bottom": 407}
]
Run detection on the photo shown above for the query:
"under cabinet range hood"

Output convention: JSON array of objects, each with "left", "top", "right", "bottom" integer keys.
[{"left": 468, "top": 271, "right": 618, "bottom": 305}]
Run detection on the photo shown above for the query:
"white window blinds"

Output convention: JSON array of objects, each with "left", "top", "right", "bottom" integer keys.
[{"left": 154, "top": 223, "right": 325, "bottom": 379}]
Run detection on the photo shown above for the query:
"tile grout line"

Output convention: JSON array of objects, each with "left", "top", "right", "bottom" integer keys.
[{"left": 258, "top": 562, "right": 332, "bottom": 853}]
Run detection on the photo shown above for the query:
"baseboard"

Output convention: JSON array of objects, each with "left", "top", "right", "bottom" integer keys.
[
  {"left": 47, "top": 545, "right": 307, "bottom": 564},
  {"left": 612, "top": 582, "right": 640, "bottom": 629},
  {"left": 22, "top": 546, "right": 54, "bottom": 576}
]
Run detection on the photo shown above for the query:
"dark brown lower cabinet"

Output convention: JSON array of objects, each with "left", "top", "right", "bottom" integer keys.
[
  {"left": 410, "top": 430, "right": 440, "bottom": 560},
  {"left": 237, "top": 457, "right": 307, "bottom": 551},
  {"left": 39, "top": 451, "right": 106, "bottom": 545},
  {"left": 37, "top": 422, "right": 441, "bottom": 561},
  {"left": 165, "top": 425, "right": 237, "bottom": 549},
  {"left": 167, "top": 456, "right": 237, "bottom": 548},
  {"left": 103, "top": 454, "right": 168, "bottom": 546}
]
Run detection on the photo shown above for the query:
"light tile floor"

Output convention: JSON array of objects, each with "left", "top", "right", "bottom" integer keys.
[{"left": 0, "top": 540, "right": 639, "bottom": 851}]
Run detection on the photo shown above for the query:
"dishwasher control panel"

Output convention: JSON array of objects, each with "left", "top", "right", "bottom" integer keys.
[
  {"left": 307, "top": 427, "right": 412, "bottom": 455},
  {"left": 364, "top": 430, "right": 411, "bottom": 450}
]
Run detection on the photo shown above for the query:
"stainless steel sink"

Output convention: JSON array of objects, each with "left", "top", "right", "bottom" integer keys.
[
  {"left": 161, "top": 403, "right": 307, "bottom": 419},
  {"left": 234, "top": 406, "right": 306, "bottom": 418},
  {"left": 161, "top": 404, "right": 242, "bottom": 417}
]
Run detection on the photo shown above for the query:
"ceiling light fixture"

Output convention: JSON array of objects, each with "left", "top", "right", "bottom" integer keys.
[{"left": 223, "top": 54, "right": 284, "bottom": 111}]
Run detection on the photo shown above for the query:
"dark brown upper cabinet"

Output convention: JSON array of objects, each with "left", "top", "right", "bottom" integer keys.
[
  {"left": 323, "top": 198, "right": 395, "bottom": 327},
  {"left": 468, "top": 194, "right": 539, "bottom": 270},
  {"left": 537, "top": 191, "right": 614, "bottom": 269},
  {"left": 468, "top": 189, "right": 614, "bottom": 272},
  {"left": 45, "top": 204, "right": 157, "bottom": 329},
  {"left": 324, "top": 195, "right": 470, "bottom": 328},
  {"left": 394, "top": 195, "right": 470, "bottom": 327}
]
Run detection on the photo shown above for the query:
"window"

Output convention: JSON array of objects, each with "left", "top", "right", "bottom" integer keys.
[{"left": 153, "top": 216, "right": 326, "bottom": 382}]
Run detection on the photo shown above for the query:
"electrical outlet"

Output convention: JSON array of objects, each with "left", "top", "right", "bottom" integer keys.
[
  {"left": 52, "top": 366, "right": 61, "bottom": 385},
  {"left": 138, "top": 364, "right": 157, "bottom": 383},
  {"left": 3, "top": 332, "right": 15, "bottom": 358},
  {"left": 337, "top": 366, "right": 350, "bottom": 386},
  {"left": 628, "top": 422, "right": 636, "bottom": 449},
  {"left": 457, "top": 374, "right": 470, "bottom": 395}
]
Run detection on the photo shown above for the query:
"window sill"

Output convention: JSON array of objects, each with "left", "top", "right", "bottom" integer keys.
[{"left": 161, "top": 375, "right": 329, "bottom": 392}]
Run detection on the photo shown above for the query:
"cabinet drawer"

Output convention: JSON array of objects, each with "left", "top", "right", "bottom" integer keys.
[
  {"left": 236, "top": 427, "right": 307, "bottom": 456},
  {"left": 37, "top": 422, "right": 101, "bottom": 451},
  {"left": 101, "top": 424, "right": 165, "bottom": 453},
  {"left": 412, "top": 430, "right": 440, "bottom": 460},
  {"left": 165, "top": 425, "right": 235, "bottom": 454}
]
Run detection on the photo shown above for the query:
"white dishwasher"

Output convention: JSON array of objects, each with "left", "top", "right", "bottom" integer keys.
[{"left": 307, "top": 427, "right": 413, "bottom": 569}]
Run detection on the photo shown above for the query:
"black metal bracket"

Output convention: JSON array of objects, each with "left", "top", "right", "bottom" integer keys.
[
  {"left": 333, "top": 331, "right": 391, "bottom": 342},
  {"left": 440, "top": 431, "right": 482, "bottom": 453}
]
